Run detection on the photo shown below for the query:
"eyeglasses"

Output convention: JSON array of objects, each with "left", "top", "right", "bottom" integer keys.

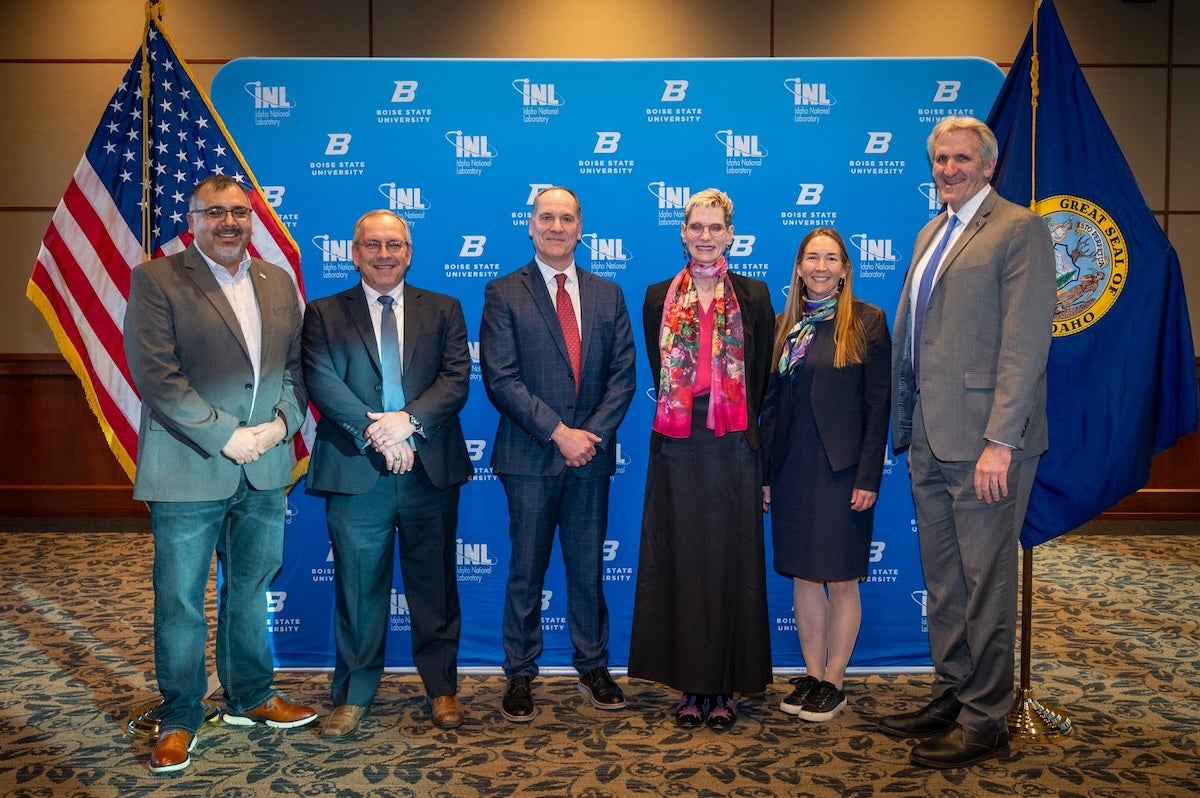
[
  {"left": 190, "top": 206, "right": 253, "bottom": 221},
  {"left": 355, "top": 240, "right": 411, "bottom": 253},
  {"left": 685, "top": 222, "right": 729, "bottom": 237}
]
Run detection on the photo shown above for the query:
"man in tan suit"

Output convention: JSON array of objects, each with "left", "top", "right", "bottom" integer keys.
[{"left": 879, "top": 117, "right": 1055, "bottom": 768}]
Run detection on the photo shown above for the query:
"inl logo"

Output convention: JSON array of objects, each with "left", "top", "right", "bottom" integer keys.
[
  {"left": 446, "top": 131, "right": 496, "bottom": 158},
  {"left": 717, "top": 130, "right": 766, "bottom": 157},
  {"left": 245, "top": 82, "right": 294, "bottom": 109},
  {"left": 850, "top": 234, "right": 899, "bottom": 262},
  {"left": 648, "top": 181, "right": 690, "bottom": 209},
  {"left": 513, "top": 79, "right": 564, "bottom": 106},
  {"left": 784, "top": 78, "right": 833, "bottom": 106},
  {"left": 313, "top": 235, "right": 353, "bottom": 262},
  {"left": 379, "top": 183, "right": 430, "bottom": 211}
]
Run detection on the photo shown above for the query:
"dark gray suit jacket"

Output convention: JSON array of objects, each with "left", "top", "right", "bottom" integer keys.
[
  {"left": 480, "top": 261, "right": 637, "bottom": 478},
  {"left": 124, "top": 246, "right": 305, "bottom": 502},
  {"left": 302, "top": 282, "right": 472, "bottom": 493}
]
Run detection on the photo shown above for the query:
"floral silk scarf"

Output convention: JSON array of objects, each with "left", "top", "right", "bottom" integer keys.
[
  {"left": 777, "top": 294, "right": 838, "bottom": 375},
  {"left": 652, "top": 257, "right": 748, "bottom": 438}
]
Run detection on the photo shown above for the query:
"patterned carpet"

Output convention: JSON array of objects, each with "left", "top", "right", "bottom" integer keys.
[{"left": 0, "top": 530, "right": 1197, "bottom": 797}]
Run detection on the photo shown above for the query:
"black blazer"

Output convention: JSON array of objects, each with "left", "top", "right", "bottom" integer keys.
[
  {"left": 761, "top": 300, "right": 892, "bottom": 492},
  {"left": 643, "top": 271, "right": 776, "bottom": 453}
]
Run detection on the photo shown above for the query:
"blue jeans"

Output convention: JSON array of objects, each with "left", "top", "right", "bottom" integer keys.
[{"left": 150, "top": 473, "right": 284, "bottom": 733}]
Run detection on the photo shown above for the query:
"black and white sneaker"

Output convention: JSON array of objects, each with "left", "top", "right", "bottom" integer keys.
[
  {"left": 797, "top": 680, "right": 847, "bottom": 722},
  {"left": 779, "top": 675, "right": 819, "bottom": 716}
]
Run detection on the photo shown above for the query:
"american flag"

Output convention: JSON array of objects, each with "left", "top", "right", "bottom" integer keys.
[{"left": 26, "top": 17, "right": 310, "bottom": 481}]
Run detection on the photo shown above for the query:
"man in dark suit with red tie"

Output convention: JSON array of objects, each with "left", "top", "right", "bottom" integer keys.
[
  {"left": 480, "top": 186, "right": 637, "bottom": 722},
  {"left": 302, "top": 209, "right": 473, "bottom": 736}
]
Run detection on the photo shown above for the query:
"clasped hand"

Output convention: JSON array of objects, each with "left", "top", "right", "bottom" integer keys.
[
  {"left": 221, "top": 416, "right": 287, "bottom": 465},
  {"left": 365, "top": 410, "right": 417, "bottom": 474}
]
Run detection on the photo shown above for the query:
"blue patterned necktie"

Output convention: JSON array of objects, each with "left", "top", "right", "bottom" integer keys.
[
  {"left": 912, "top": 214, "right": 959, "bottom": 379},
  {"left": 378, "top": 295, "right": 406, "bottom": 411}
]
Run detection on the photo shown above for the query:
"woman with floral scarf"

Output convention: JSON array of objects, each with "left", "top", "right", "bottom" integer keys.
[{"left": 628, "top": 189, "right": 776, "bottom": 731}]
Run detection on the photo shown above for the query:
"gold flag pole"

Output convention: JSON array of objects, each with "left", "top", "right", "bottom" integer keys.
[
  {"left": 124, "top": 0, "right": 222, "bottom": 742},
  {"left": 1006, "top": 0, "right": 1074, "bottom": 744},
  {"left": 139, "top": 1, "right": 158, "bottom": 259}
]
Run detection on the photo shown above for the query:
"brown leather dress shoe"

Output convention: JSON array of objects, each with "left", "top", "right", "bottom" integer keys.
[
  {"left": 431, "top": 695, "right": 465, "bottom": 729},
  {"left": 322, "top": 704, "right": 367, "bottom": 738},
  {"left": 149, "top": 728, "right": 195, "bottom": 775},
  {"left": 223, "top": 695, "right": 319, "bottom": 729}
]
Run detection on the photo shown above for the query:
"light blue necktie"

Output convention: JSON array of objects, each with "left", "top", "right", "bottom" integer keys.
[
  {"left": 378, "top": 295, "right": 406, "bottom": 411},
  {"left": 912, "top": 214, "right": 959, "bottom": 379}
]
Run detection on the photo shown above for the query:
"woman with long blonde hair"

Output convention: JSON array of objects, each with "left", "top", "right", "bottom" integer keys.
[{"left": 761, "top": 227, "right": 891, "bottom": 722}]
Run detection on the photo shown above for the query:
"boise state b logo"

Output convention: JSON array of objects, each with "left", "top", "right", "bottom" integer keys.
[{"left": 1037, "top": 195, "right": 1127, "bottom": 337}]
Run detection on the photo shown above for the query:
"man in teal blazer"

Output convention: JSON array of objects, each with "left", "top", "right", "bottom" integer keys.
[
  {"left": 124, "top": 176, "right": 316, "bottom": 775},
  {"left": 303, "top": 210, "right": 473, "bottom": 736}
]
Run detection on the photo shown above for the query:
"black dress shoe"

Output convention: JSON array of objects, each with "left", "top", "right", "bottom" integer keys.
[
  {"left": 910, "top": 726, "right": 1011, "bottom": 769},
  {"left": 578, "top": 666, "right": 626, "bottom": 709},
  {"left": 877, "top": 692, "right": 962, "bottom": 738},
  {"left": 501, "top": 675, "right": 535, "bottom": 722}
]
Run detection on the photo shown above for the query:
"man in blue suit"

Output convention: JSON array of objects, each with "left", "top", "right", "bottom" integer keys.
[
  {"left": 303, "top": 210, "right": 473, "bottom": 736},
  {"left": 124, "top": 175, "right": 317, "bottom": 775},
  {"left": 480, "top": 186, "right": 637, "bottom": 721}
]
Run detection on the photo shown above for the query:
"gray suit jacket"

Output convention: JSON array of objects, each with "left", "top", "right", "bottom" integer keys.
[
  {"left": 302, "top": 282, "right": 473, "bottom": 493},
  {"left": 891, "top": 188, "right": 1055, "bottom": 462},
  {"left": 480, "top": 261, "right": 637, "bottom": 478},
  {"left": 124, "top": 246, "right": 305, "bottom": 502}
]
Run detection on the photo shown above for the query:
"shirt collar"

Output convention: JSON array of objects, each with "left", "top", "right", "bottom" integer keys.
[
  {"left": 949, "top": 184, "right": 992, "bottom": 227},
  {"left": 361, "top": 281, "right": 405, "bottom": 305},
  {"left": 534, "top": 257, "right": 578, "bottom": 286},
  {"left": 195, "top": 244, "right": 251, "bottom": 280}
]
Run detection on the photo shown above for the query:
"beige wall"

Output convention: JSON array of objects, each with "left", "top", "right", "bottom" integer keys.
[{"left": 2, "top": 0, "right": 1196, "bottom": 351}]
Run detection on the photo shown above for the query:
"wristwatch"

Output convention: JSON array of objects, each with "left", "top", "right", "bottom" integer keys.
[{"left": 408, "top": 414, "right": 424, "bottom": 438}]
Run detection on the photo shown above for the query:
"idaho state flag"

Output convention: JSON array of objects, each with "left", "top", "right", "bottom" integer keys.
[{"left": 986, "top": 0, "right": 1198, "bottom": 546}]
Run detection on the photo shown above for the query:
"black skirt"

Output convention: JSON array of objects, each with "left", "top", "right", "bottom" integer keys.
[{"left": 628, "top": 395, "right": 773, "bottom": 695}]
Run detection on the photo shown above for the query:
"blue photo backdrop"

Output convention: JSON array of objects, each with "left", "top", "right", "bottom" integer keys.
[{"left": 212, "top": 56, "right": 1003, "bottom": 671}]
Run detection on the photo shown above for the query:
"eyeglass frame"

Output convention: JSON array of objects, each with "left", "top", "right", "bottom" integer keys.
[
  {"left": 354, "top": 240, "right": 412, "bottom": 253},
  {"left": 684, "top": 222, "right": 730, "bottom": 237},
  {"left": 189, "top": 205, "right": 253, "bottom": 221}
]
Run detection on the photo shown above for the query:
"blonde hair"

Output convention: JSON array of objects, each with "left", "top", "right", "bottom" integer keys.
[
  {"left": 683, "top": 188, "right": 733, "bottom": 226},
  {"left": 772, "top": 227, "right": 867, "bottom": 369}
]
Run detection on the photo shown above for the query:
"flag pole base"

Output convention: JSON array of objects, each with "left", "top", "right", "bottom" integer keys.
[
  {"left": 125, "top": 697, "right": 222, "bottom": 739},
  {"left": 1007, "top": 686, "right": 1073, "bottom": 742}
]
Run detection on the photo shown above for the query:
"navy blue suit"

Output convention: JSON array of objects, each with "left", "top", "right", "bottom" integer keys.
[
  {"left": 303, "top": 281, "right": 472, "bottom": 704},
  {"left": 480, "top": 261, "right": 636, "bottom": 677}
]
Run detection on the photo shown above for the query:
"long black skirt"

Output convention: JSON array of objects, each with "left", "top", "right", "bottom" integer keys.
[{"left": 627, "top": 397, "right": 773, "bottom": 696}]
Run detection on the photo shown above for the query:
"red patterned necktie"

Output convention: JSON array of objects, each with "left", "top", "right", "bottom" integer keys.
[{"left": 555, "top": 272, "right": 582, "bottom": 394}]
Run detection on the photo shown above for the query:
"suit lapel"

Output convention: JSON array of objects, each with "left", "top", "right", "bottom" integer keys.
[
  {"left": 402, "top": 283, "right": 421, "bottom": 375},
  {"left": 577, "top": 268, "right": 595, "bottom": 369},
  {"left": 933, "top": 190, "right": 997, "bottom": 286},
  {"left": 183, "top": 246, "right": 251, "bottom": 362},
  {"left": 523, "top": 263, "right": 572, "bottom": 366},
  {"left": 250, "top": 261, "right": 277, "bottom": 365},
  {"left": 342, "top": 283, "right": 382, "bottom": 375}
]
